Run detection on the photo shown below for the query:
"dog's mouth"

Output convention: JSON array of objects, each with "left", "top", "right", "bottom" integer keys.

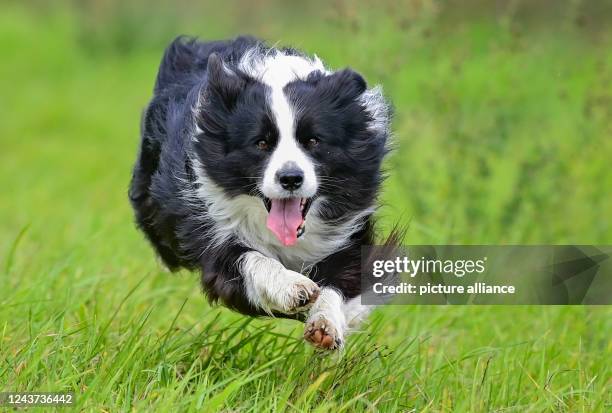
[{"left": 263, "top": 197, "right": 313, "bottom": 246}]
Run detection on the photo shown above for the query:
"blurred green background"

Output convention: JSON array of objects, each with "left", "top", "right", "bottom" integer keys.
[{"left": 1, "top": 1, "right": 611, "bottom": 411}]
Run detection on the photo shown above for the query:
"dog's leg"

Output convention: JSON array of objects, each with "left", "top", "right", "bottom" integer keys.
[
  {"left": 342, "top": 295, "right": 374, "bottom": 328},
  {"left": 239, "top": 251, "right": 320, "bottom": 315},
  {"left": 304, "top": 288, "right": 347, "bottom": 350},
  {"left": 304, "top": 293, "right": 375, "bottom": 350}
]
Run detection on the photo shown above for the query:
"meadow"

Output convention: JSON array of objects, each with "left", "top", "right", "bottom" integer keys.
[{"left": 1, "top": 1, "right": 611, "bottom": 411}]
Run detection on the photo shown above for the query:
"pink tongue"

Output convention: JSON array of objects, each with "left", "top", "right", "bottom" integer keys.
[{"left": 266, "top": 198, "right": 303, "bottom": 246}]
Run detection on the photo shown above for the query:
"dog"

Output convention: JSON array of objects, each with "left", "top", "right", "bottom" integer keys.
[{"left": 129, "top": 36, "right": 393, "bottom": 350}]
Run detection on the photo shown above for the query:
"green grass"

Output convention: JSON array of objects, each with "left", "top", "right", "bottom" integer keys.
[{"left": 1, "top": 2, "right": 611, "bottom": 411}]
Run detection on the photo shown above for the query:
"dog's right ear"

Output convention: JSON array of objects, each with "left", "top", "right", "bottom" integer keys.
[
  {"left": 317, "top": 69, "right": 367, "bottom": 107},
  {"left": 206, "top": 53, "right": 245, "bottom": 110}
]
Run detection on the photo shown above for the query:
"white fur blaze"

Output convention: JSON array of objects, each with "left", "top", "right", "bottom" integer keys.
[{"left": 261, "top": 98, "right": 318, "bottom": 200}]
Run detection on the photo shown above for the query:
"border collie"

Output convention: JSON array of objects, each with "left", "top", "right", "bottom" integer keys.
[{"left": 129, "top": 36, "right": 393, "bottom": 350}]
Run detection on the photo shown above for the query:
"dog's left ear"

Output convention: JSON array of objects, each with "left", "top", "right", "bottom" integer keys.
[
  {"left": 206, "top": 53, "right": 245, "bottom": 110},
  {"left": 320, "top": 69, "right": 367, "bottom": 106}
]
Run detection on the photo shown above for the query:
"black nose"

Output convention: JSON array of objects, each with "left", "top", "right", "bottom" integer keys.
[{"left": 276, "top": 164, "right": 304, "bottom": 191}]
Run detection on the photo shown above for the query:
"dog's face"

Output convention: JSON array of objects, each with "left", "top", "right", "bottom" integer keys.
[{"left": 195, "top": 51, "right": 389, "bottom": 247}]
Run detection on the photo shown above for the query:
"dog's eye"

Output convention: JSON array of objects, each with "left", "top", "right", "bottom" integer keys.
[
  {"left": 256, "top": 139, "right": 270, "bottom": 151},
  {"left": 306, "top": 137, "right": 320, "bottom": 149}
]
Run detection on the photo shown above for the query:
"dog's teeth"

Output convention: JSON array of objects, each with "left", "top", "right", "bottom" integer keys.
[{"left": 296, "top": 223, "right": 306, "bottom": 238}]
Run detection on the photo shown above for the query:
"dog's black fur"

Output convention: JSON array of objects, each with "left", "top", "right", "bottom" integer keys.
[{"left": 129, "top": 36, "right": 392, "bottom": 317}]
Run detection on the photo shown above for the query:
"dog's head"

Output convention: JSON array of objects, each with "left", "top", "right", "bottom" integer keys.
[{"left": 194, "top": 49, "right": 391, "bottom": 247}]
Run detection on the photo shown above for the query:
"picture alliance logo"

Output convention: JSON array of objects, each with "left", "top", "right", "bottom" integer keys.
[{"left": 372, "top": 256, "right": 488, "bottom": 278}]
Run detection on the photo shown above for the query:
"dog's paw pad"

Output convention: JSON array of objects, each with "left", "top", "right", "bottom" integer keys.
[{"left": 304, "top": 318, "right": 342, "bottom": 350}]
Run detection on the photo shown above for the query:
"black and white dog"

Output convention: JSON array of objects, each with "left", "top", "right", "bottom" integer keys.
[{"left": 129, "top": 36, "right": 393, "bottom": 349}]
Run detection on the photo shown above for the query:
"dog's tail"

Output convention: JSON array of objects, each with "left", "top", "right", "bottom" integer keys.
[
  {"left": 380, "top": 221, "right": 407, "bottom": 250},
  {"left": 360, "top": 221, "right": 408, "bottom": 305}
]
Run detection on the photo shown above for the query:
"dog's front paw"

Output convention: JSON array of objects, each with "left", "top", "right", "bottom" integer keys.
[
  {"left": 304, "top": 317, "right": 343, "bottom": 350},
  {"left": 290, "top": 278, "right": 321, "bottom": 313},
  {"left": 266, "top": 271, "right": 320, "bottom": 315}
]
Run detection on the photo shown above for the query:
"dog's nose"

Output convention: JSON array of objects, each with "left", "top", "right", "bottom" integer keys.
[{"left": 276, "top": 163, "right": 304, "bottom": 191}]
